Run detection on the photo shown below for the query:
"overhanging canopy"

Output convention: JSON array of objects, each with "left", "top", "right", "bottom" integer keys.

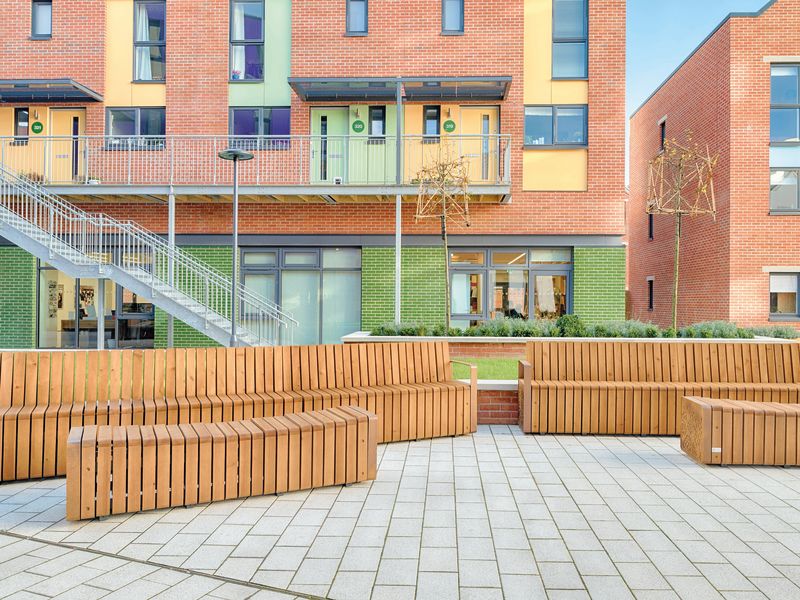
[
  {"left": 288, "top": 76, "right": 512, "bottom": 102},
  {"left": 0, "top": 79, "right": 103, "bottom": 103}
]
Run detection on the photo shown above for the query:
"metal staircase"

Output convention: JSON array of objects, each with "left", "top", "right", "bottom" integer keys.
[{"left": 0, "top": 165, "right": 296, "bottom": 347}]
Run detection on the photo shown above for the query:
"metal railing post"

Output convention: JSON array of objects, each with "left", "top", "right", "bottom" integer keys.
[{"left": 127, "top": 138, "right": 132, "bottom": 185}]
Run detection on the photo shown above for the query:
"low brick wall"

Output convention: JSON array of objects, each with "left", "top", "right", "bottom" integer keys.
[
  {"left": 449, "top": 341, "right": 526, "bottom": 359},
  {"left": 477, "top": 387, "right": 520, "bottom": 425}
]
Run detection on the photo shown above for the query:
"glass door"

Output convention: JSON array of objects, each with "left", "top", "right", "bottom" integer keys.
[
  {"left": 49, "top": 108, "right": 86, "bottom": 184},
  {"left": 77, "top": 279, "right": 116, "bottom": 349},
  {"left": 311, "top": 108, "right": 349, "bottom": 184},
  {"left": 460, "top": 106, "right": 500, "bottom": 183}
]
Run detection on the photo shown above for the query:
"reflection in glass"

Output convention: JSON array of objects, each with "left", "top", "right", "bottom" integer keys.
[
  {"left": 553, "top": 42, "right": 587, "bottom": 79},
  {"left": 770, "top": 274, "right": 798, "bottom": 315},
  {"left": 282, "top": 271, "right": 320, "bottom": 345},
  {"left": 322, "top": 272, "right": 361, "bottom": 343},
  {"left": 771, "top": 108, "right": 800, "bottom": 143},
  {"left": 451, "top": 272, "right": 483, "bottom": 316},
  {"left": 493, "top": 270, "right": 528, "bottom": 319},
  {"left": 450, "top": 251, "right": 485, "bottom": 266},
  {"left": 770, "top": 170, "right": 799, "bottom": 210},
  {"left": 534, "top": 275, "right": 568, "bottom": 319}
]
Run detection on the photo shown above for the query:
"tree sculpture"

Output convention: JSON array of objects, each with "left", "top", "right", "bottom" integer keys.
[
  {"left": 647, "top": 133, "right": 718, "bottom": 331},
  {"left": 415, "top": 149, "right": 471, "bottom": 330}
]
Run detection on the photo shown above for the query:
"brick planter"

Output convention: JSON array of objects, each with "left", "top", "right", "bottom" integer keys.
[
  {"left": 476, "top": 382, "right": 520, "bottom": 425},
  {"left": 343, "top": 333, "right": 528, "bottom": 359}
]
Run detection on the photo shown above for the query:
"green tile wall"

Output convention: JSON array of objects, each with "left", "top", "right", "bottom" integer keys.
[
  {"left": 362, "top": 246, "right": 447, "bottom": 329},
  {"left": 0, "top": 247, "right": 37, "bottom": 348},
  {"left": 572, "top": 246, "right": 627, "bottom": 325}
]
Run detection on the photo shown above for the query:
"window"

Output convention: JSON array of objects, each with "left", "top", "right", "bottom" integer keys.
[
  {"left": 230, "top": 107, "right": 291, "bottom": 149},
  {"left": 648, "top": 213, "right": 654, "bottom": 239},
  {"left": 14, "top": 108, "right": 29, "bottom": 144},
  {"left": 770, "top": 169, "right": 800, "bottom": 211},
  {"left": 230, "top": 0, "right": 264, "bottom": 81},
  {"left": 241, "top": 248, "right": 362, "bottom": 344},
  {"left": 369, "top": 106, "right": 386, "bottom": 141},
  {"left": 424, "top": 106, "right": 441, "bottom": 142},
  {"left": 524, "top": 105, "right": 587, "bottom": 147},
  {"left": 31, "top": 0, "right": 52, "bottom": 38},
  {"left": 347, "top": 0, "right": 367, "bottom": 34},
  {"left": 449, "top": 248, "right": 573, "bottom": 327},
  {"left": 771, "top": 65, "right": 800, "bottom": 143},
  {"left": 133, "top": 0, "right": 165, "bottom": 81},
  {"left": 647, "top": 278, "right": 654, "bottom": 311},
  {"left": 107, "top": 107, "right": 166, "bottom": 148},
  {"left": 442, "top": 0, "right": 464, "bottom": 33},
  {"left": 770, "top": 274, "right": 799, "bottom": 318},
  {"left": 659, "top": 120, "right": 666, "bottom": 151},
  {"left": 553, "top": 0, "right": 587, "bottom": 79}
]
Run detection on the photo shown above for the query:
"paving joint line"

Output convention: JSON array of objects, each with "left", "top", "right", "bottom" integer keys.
[{"left": 0, "top": 528, "right": 325, "bottom": 600}]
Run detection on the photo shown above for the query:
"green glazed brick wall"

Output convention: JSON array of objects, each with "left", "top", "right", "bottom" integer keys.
[
  {"left": 362, "top": 247, "right": 447, "bottom": 329},
  {"left": 0, "top": 247, "right": 37, "bottom": 348},
  {"left": 154, "top": 246, "right": 232, "bottom": 348},
  {"left": 572, "top": 247, "right": 627, "bottom": 325}
]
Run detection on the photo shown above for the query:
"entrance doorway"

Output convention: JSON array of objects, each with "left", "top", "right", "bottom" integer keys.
[
  {"left": 310, "top": 108, "right": 348, "bottom": 184},
  {"left": 460, "top": 107, "right": 500, "bottom": 183},
  {"left": 49, "top": 108, "right": 86, "bottom": 183}
]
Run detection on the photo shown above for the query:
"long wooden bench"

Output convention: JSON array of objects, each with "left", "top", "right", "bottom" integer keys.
[
  {"left": 1, "top": 342, "right": 476, "bottom": 482},
  {"left": 66, "top": 406, "right": 377, "bottom": 520},
  {"left": 681, "top": 396, "right": 800, "bottom": 466},
  {"left": 518, "top": 340, "right": 800, "bottom": 435}
]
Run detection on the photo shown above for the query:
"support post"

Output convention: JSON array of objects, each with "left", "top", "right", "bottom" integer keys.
[
  {"left": 97, "top": 279, "right": 105, "bottom": 350},
  {"left": 672, "top": 212, "right": 682, "bottom": 332},
  {"left": 394, "top": 79, "right": 403, "bottom": 324},
  {"left": 167, "top": 185, "right": 175, "bottom": 348},
  {"left": 231, "top": 158, "right": 240, "bottom": 347}
]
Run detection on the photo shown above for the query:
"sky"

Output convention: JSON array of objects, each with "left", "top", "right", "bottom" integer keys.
[{"left": 627, "top": 0, "right": 768, "bottom": 117}]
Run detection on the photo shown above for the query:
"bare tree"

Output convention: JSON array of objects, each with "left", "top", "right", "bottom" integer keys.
[
  {"left": 415, "top": 150, "right": 471, "bottom": 330},
  {"left": 647, "top": 132, "right": 719, "bottom": 331}
]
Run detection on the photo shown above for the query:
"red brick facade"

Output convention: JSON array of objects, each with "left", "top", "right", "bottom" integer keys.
[{"left": 629, "top": 0, "right": 800, "bottom": 330}]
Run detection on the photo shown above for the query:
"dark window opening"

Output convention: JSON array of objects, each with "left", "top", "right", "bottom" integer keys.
[
  {"left": 14, "top": 108, "right": 29, "bottom": 145},
  {"left": 106, "top": 107, "right": 166, "bottom": 149},
  {"left": 647, "top": 279, "right": 654, "bottom": 311},
  {"left": 31, "top": 0, "right": 52, "bottom": 38},
  {"left": 369, "top": 106, "right": 386, "bottom": 141},
  {"left": 231, "top": 0, "right": 265, "bottom": 80},
  {"left": 230, "top": 107, "right": 291, "bottom": 150},
  {"left": 648, "top": 213, "right": 654, "bottom": 240},
  {"left": 659, "top": 120, "right": 666, "bottom": 151},
  {"left": 524, "top": 105, "right": 587, "bottom": 147},
  {"left": 424, "top": 106, "right": 441, "bottom": 143},
  {"left": 134, "top": 0, "right": 166, "bottom": 81},
  {"left": 552, "top": 0, "right": 587, "bottom": 78}
]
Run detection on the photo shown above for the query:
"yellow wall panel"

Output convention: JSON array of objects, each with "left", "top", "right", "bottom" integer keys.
[
  {"left": 522, "top": 149, "right": 588, "bottom": 191},
  {"left": 105, "top": 0, "right": 166, "bottom": 107}
]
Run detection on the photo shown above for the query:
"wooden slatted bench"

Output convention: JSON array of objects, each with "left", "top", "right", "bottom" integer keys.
[
  {"left": 518, "top": 340, "right": 800, "bottom": 436},
  {"left": 65, "top": 406, "right": 377, "bottom": 520},
  {"left": 681, "top": 396, "right": 800, "bottom": 466},
  {"left": 1, "top": 342, "right": 476, "bottom": 482}
]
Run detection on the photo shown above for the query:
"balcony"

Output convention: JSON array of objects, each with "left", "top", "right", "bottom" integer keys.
[{"left": 0, "top": 134, "right": 512, "bottom": 204}]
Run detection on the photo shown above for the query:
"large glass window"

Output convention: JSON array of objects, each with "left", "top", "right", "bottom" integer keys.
[
  {"left": 524, "top": 106, "right": 587, "bottom": 147},
  {"left": 770, "top": 169, "right": 800, "bottom": 211},
  {"left": 231, "top": 0, "right": 264, "bottom": 81},
  {"left": 230, "top": 107, "right": 291, "bottom": 149},
  {"left": 31, "top": 0, "right": 52, "bottom": 38},
  {"left": 770, "top": 274, "right": 799, "bottom": 317},
  {"left": 107, "top": 107, "right": 166, "bottom": 148},
  {"left": 553, "top": 0, "right": 587, "bottom": 78},
  {"left": 771, "top": 65, "right": 800, "bottom": 143},
  {"left": 134, "top": 0, "right": 166, "bottom": 81},
  {"left": 242, "top": 248, "right": 361, "bottom": 344},
  {"left": 442, "top": 0, "right": 464, "bottom": 33},
  {"left": 347, "top": 0, "right": 367, "bottom": 34},
  {"left": 449, "top": 248, "right": 572, "bottom": 326}
]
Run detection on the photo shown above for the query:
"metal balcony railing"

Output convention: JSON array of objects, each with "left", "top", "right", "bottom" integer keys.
[{"left": 0, "top": 134, "right": 512, "bottom": 188}]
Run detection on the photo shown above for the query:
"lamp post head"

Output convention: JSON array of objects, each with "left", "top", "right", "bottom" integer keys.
[{"left": 218, "top": 148, "right": 255, "bottom": 162}]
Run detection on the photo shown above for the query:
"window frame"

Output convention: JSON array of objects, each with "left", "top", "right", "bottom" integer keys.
[
  {"left": 13, "top": 107, "right": 30, "bottom": 146},
  {"left": 346, "top": 0, "right": 368, "bottom": 35},
  {"left": 423, "top": 105, "right": 441, "bottom": 143},
  {"left": 228, "top": 106, "right": 291, "bottom": 150},
  {"left": 230, "top": 0, "right": 265, "bottom": 82},
  {"left": 647, "top": 278, "right": 654, "bottom": 311},
  {"left": 552, "top": 0, "right": 588, "bottom": 80},
  {"left": 105, "top": 106, "right": 166, "bottom": 150},
  {"left": 523, "top": 105, "right": 588, "bottom": 149},
  {"left": 769, "top": 272, "right": 800, "bottom": 320},
  {"left": 770, "top": 168, "right": 800, "bottom": 213},
  {"left": 770, "top": 64, "right": 800, "bottom": 146},
  {"left": 441, "top": 0, "right": 464, "bottom": 35},
  {"left": 449, "top": 247, "right": 574, "bottom": 323},
  {"left": 648, "top": 213, "right": 654, "bottom": 240},
  {"left": 31, "top": 0, "right": 52, "bottom": 39},
  {"left": 133, "top": 0, "right": 166, "bottom": 82},
  {"left": 368, "top": 105, "right": 386, "bottom": 142}
]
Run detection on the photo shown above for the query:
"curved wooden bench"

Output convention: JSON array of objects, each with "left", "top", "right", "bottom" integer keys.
[
  {"left": 518, "top": 340, "right": 800, "bottom": 436},
  {"left": 1, "top": 343, "right": 475, "bottom": 482},
  {"left": 65, "top": 406, "right": 377, "bottom": 520},
  {"left": 681, "top": 397, "right": 800, "bottom": 466}
]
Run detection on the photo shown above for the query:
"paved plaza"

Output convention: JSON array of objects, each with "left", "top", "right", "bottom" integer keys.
[{"left": 1, "top": 426, "right": 800, "bottom": 600}]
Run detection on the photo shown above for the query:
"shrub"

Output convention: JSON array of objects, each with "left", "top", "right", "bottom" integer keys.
[
  {"left": 470, "top": 318, "right": 512, "bottom": 337},
  {"left": 371, "top": 322, "right": 428, "bottom": 336},
  {"left": 556, "top": 314, "right": 587, "bottom": 338},
  {"left": 678, "top": 321, "right": 753, "bottom": 339},
  {"left": 749, "top": 326, "right": 799, "bottom": 339},
  {"left": 508, "top": 318, "right": 561, "bottom": 337},
  {"left": 430, "top": 323, "right": 464, "bottom": 337},
  {"left": 587, "top": 320, "right": 661, "bottom": 338}
]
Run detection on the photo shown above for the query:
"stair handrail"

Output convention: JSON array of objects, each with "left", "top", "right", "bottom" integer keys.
[{"left": 0, "top": 165, "right": 297, "bottom": 343}]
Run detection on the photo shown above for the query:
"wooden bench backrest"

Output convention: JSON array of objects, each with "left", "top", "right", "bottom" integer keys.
[
  {"left": 525, "top": 340, "right": 800, "bottom": 384},
  {"left": 0, "top": 342, "right": 454, "bottom": 407}
]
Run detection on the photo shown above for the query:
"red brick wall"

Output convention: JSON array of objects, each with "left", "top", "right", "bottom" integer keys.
[
  {"left": 449, "top": 342, "right": 526, "bottom": 359},
  {"left": 165, "top": 1, "right": 229, "bottom": 135},
  {"left": 629, "top": 0, "right": 800, "bottom": 330},
  {"left": 477, "top": 389, "right": 519, "bottom": 425},
  {"left": 0, "top": 0, "right": 106, "bottom": 134}
]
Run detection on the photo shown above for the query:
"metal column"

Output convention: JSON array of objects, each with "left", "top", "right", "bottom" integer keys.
[
  {"left": 394, "top": 79, "right": 403, "bottom": 324},
  {"left": 167, "top": 185, "right": 175, "bottom": 348}
]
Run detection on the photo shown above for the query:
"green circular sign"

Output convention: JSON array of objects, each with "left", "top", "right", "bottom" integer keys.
[
  {"left": 442, "top": 120, "right": 456, "bottom": 133},
  {"left": 31, "top": 122, "right": 44, "bottom": 134},
  {"left": 352, "top": 120, "right": 366, "bottom": 134}
]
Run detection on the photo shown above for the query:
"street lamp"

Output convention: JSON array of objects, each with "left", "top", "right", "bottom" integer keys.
[{"left": 218, "top": 147, "right": 254, "bottom": 346}]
